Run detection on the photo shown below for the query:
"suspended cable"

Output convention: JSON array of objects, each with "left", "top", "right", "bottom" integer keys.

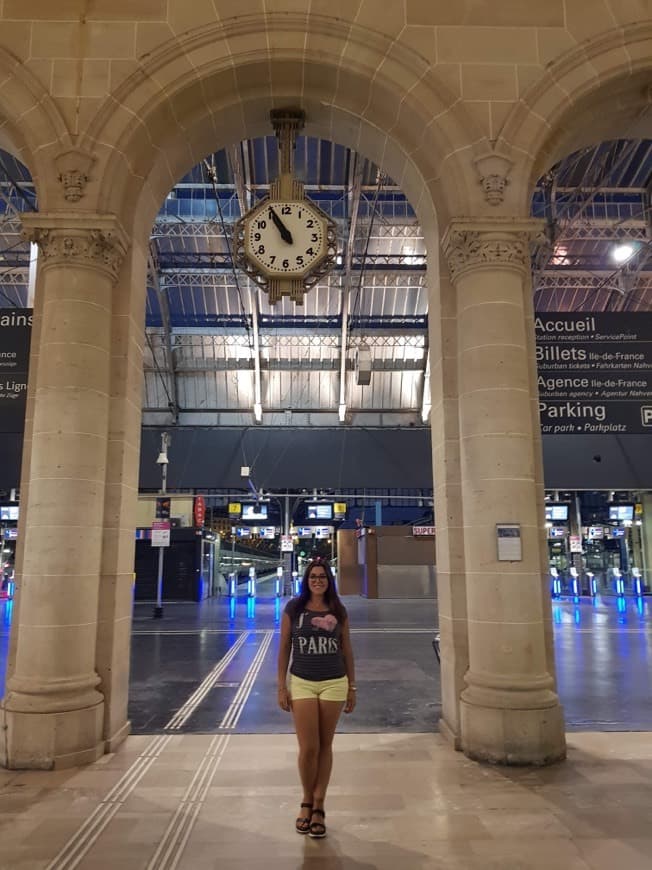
[
  {"left": 144, "top": 329, "right": 176, "bottom": 412},
  {"left": 0, "top": 153, "right": 37, "bottom": 210},
  {"left": 202, "top": 155, "right": 253, "bottom": 349}
]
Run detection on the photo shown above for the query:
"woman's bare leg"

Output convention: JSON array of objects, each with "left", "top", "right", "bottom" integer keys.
[
  {"left": 291, "top": 698, "right": 320, "bottom": 822},
  {"left": 312, "top": 700, "right": 344, "bottom": 809}
]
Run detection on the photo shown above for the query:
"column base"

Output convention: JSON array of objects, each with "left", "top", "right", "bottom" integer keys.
[
  {"left": 0, "top": 700, "right": 104, "bottom": 770},
  {"left": 105, "top": 718, "right": 131, "bottom": 754},
  {"left": 460, "top": 697, "right": 566, "bottom": 766},
  {"left": 438, "top": 715, "right": 462, "bottom": 751}
]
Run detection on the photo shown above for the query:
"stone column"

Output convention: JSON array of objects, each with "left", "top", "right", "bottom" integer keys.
[
  {"left": 442, "top": 218, "right": 566, "bottom": 766},
  {"left": 96, "top": 240, "right": 147, "bottom": 752},
  {"left": 428, "top": 264, "right": 468, "bottom": 748},
  {"left": 0, "top": 214, "right": 127, "bottom": 769}
]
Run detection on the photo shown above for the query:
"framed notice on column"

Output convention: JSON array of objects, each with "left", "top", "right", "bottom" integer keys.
[{"left": 0, "top": 309, "right": 32, "bottom": 433}]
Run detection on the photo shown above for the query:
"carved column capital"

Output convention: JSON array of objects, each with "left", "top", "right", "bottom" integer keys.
[
  {"left": 21, "top": 213, "right": 128, "bottom": 283},
  {"left": 441, "top": 218, "right": 543, "bottom": 283}
]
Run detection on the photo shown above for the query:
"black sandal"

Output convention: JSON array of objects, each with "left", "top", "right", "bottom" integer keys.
[
  {"left": 295, "top": 802, "right": 312, "bottom": 834},
  {"left": 309, "top": 808, "right": 326, "bottom": 838}
]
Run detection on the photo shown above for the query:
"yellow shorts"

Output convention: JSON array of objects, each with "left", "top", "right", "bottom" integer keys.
[{"left": 289, "top": 674, "right": 349, "bottom": 702}]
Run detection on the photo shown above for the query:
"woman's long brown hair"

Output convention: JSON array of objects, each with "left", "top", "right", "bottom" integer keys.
[{"left": 286, "top": 557, "right": 347, "bottom": 623}]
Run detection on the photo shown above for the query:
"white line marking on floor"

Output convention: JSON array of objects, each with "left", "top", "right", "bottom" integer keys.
[
  {"left": 165, "top": 631, "right": 249, "bottom": 729},
  {"left": 146, "top": 733, "right": 230, "bottom": 870},
  {"left": 45, "top": 634, "right": 251, "bottom": 870},
  {"left": 220, "top": 630, "right": 273, "bottom": 729},
  {"left": 46, "top": 734, "right": 173, "bottom": 870}
]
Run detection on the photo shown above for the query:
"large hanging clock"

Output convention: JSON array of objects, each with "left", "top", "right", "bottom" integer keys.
[{"left": 234, "top": 109, "right": 338, "bottom": 304}]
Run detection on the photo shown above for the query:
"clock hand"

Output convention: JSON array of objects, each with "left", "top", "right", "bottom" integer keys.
[{"left": 268, "top": 207, "right": 293, "bottom": 244}]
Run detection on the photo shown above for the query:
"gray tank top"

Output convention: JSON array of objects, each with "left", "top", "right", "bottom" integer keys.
[{"left": 287, "top": 603, "right": 346, "bottom": 681}]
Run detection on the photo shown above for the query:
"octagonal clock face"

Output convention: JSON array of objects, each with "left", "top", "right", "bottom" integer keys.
[{"left": 244, "top": 200, "right": 327, "bottom": 278}]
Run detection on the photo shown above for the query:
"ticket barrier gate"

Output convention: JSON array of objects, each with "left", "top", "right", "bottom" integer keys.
[{"left": 247, "top": 566, "right": 256, "bottom": 598}]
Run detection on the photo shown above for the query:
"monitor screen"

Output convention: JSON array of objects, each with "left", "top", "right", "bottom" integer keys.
[
  {"left": 235, "top": 526, "right": 251, "bottom": 538},
  {"left": 306, "top": 503, "right": 332, "bottom": 520},
  {"left": 296, "top": 526, "right": 313, "bottom": 537},
  {"left": 609, "top": 505, "right": 633, "bottom": 521},
  {"left": 545, "top": 504, "right": 568, "bottom": 521},
  {"left": 258, "top": 526, "right": 276, "bottom": 539},
  {"left": 241, "top": 503, "right": 268, "bottom": 520},
  {"left": 611, "top": 527, "right": 626, "bottom": 538},
  {"left": 0, "top": 506, "right": 19, "bottom": 521}
]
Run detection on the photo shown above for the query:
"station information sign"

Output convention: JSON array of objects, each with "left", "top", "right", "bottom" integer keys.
[
  {"left": 0, "top": 309, "right": 32, "bottom": 433},
  {"left": 535, "top": 313, "right": 652, "bottom": 434},
  {"left": 151, "top": 520, "right": 171, "bottom": 547}
]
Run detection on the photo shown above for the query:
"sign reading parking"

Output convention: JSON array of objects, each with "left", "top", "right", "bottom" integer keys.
[{"left": 535, "top": 313, "right": 652, "bottom": 434}]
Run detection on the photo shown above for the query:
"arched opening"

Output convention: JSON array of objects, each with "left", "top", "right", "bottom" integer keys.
[
  {"left": 524, "top": 58, "right": 652, "bottom": 732},
  {"left": 81, "top": 31, "right": 473, "bottom": 751},
  {"left": 128, "top": 123, "right": 442, "bottom": 735}
]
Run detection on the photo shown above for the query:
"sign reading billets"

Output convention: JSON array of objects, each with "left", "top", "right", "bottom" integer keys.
[
  {"left": 0, "top": 309, "right": 32, "bottom": 433},
  {"left": 535, "top": 313, "right": 652, "bottom": 434}
]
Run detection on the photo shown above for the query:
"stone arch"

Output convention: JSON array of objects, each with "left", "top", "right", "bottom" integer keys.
[
  {"left": 0, "top": 45, "right": 72, "bottom": 196},
  {"left": 80, "top": 14, "right": 482, "bottom": 242},
  {"left": 497, "top": 22, "right": 652, "bottom": 211}
]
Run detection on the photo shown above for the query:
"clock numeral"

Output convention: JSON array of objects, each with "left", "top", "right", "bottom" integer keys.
[
  {"left": 256, "top": 220, "right": 267, "bottom": 229},
  {"left": 254, "top": 232, "right": 261, "bottom": 241},
  {"left": 282, "top": 258, "right": 290, "bottom": 268},
  {"left": 306, "top": 247, "right": 315, "bottom": 256},
  {"left": 281, "top": 205, "right": 291, "bottom": 215},
  {"left": 298, "top": 210, "right": 303, "bottom": 219},
  {"left": 269, "top": 255, "right": 276, "bottom": 264},
  {"left": 296, "top": 255, "right": 304, "bottom": 266},
  {"left": 257, "top": 245, "right": 265, "bottom": 254},
  {"left": 306, "top": 219, "right": 315, "bottom": 228},
  {"left": 310, "top": 233, "right": 318, "bottom": 242}
]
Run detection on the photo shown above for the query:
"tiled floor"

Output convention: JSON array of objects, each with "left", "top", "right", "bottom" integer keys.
[
  {"left": 2, "top": 594, "right": 652, "bottom": 867},
  {"left": 2, "top": 732, "right": 652, "bottom": 869}
]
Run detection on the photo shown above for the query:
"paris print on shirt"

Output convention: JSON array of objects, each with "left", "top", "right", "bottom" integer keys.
[{"left": 297, "top": 612, "right": 339, "bottom": 654}]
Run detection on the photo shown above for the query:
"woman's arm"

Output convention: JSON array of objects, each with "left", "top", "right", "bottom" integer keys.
[
  {"left": 277, "top": 611, "right": 292, "bottom": 711},
  {"left": 341, "top": 616, "right": 357, "bottom": 714}
]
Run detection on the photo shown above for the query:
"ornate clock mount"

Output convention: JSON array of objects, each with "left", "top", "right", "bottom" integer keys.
[{"left": 234, "top": 108, "right": 338, "bottom": 304}]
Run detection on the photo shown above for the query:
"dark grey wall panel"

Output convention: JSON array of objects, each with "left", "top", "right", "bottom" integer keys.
[
  {"left": 2, "top": 428, "right": 650, "bottom": 492},
  {"left": 541, "top": 435, "right": 652, "bottom": 489},
  {"left": 0, "top": 433, "right": 24, "bottom": 489},
  {"left": 138, "top": 426, "right": 434, "bottom": 490}
]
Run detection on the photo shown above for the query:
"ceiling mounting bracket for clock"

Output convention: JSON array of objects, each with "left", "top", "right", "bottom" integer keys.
[{"left": 234, "top": 107, "right": 338, "bottom": 304}]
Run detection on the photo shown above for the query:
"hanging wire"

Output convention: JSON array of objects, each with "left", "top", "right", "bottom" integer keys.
[
  {"left": 0, "top": 153, "right": 37, "bottom": 210},
  {"left": 348, "top": 167, "right": 386, "bottom": 336},
  {"left": 144, "top": 329, "right": 176, "bottom": 411},
  {"left": 202, "top": 153, "right": 254, "bottom": 349}
]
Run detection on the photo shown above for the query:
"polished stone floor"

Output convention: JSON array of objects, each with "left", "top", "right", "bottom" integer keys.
[
  {"left": 2, "top": 590, "right": 652, "bottom": 732},
  {"left": 2, "top": 731, "right": 652, "bottom": 869},
  {"left": 1, "top": 592, "right": 652, "bottom": 868}
]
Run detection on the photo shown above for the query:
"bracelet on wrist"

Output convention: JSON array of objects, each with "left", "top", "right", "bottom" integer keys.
[{"left": 348, "top": 686, "right": 357, "bottom": 691}]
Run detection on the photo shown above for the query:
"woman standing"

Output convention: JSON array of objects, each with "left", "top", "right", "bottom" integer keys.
[{"left": 277, "top": 557, "right": 356, "bottom": 838}]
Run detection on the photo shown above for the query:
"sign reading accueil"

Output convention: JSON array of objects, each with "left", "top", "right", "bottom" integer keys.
[{"left": 535, "top": 313, "right": 652, "bottom": 434}]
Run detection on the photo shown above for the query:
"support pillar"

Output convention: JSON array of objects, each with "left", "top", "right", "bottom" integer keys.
[
  {"left": 0, "top": 214, "right": 128, "bottom": 769},
  {"left": 428, "top": 263, "right": 468, "bottom": 748},
  {"left": 442, "top": 219, "right": 565, "bottom": 766}
]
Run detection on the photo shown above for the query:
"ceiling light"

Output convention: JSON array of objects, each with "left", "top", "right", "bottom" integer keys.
[{"left": 612, "top": 243, "right": 635, "bottom": 263}]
